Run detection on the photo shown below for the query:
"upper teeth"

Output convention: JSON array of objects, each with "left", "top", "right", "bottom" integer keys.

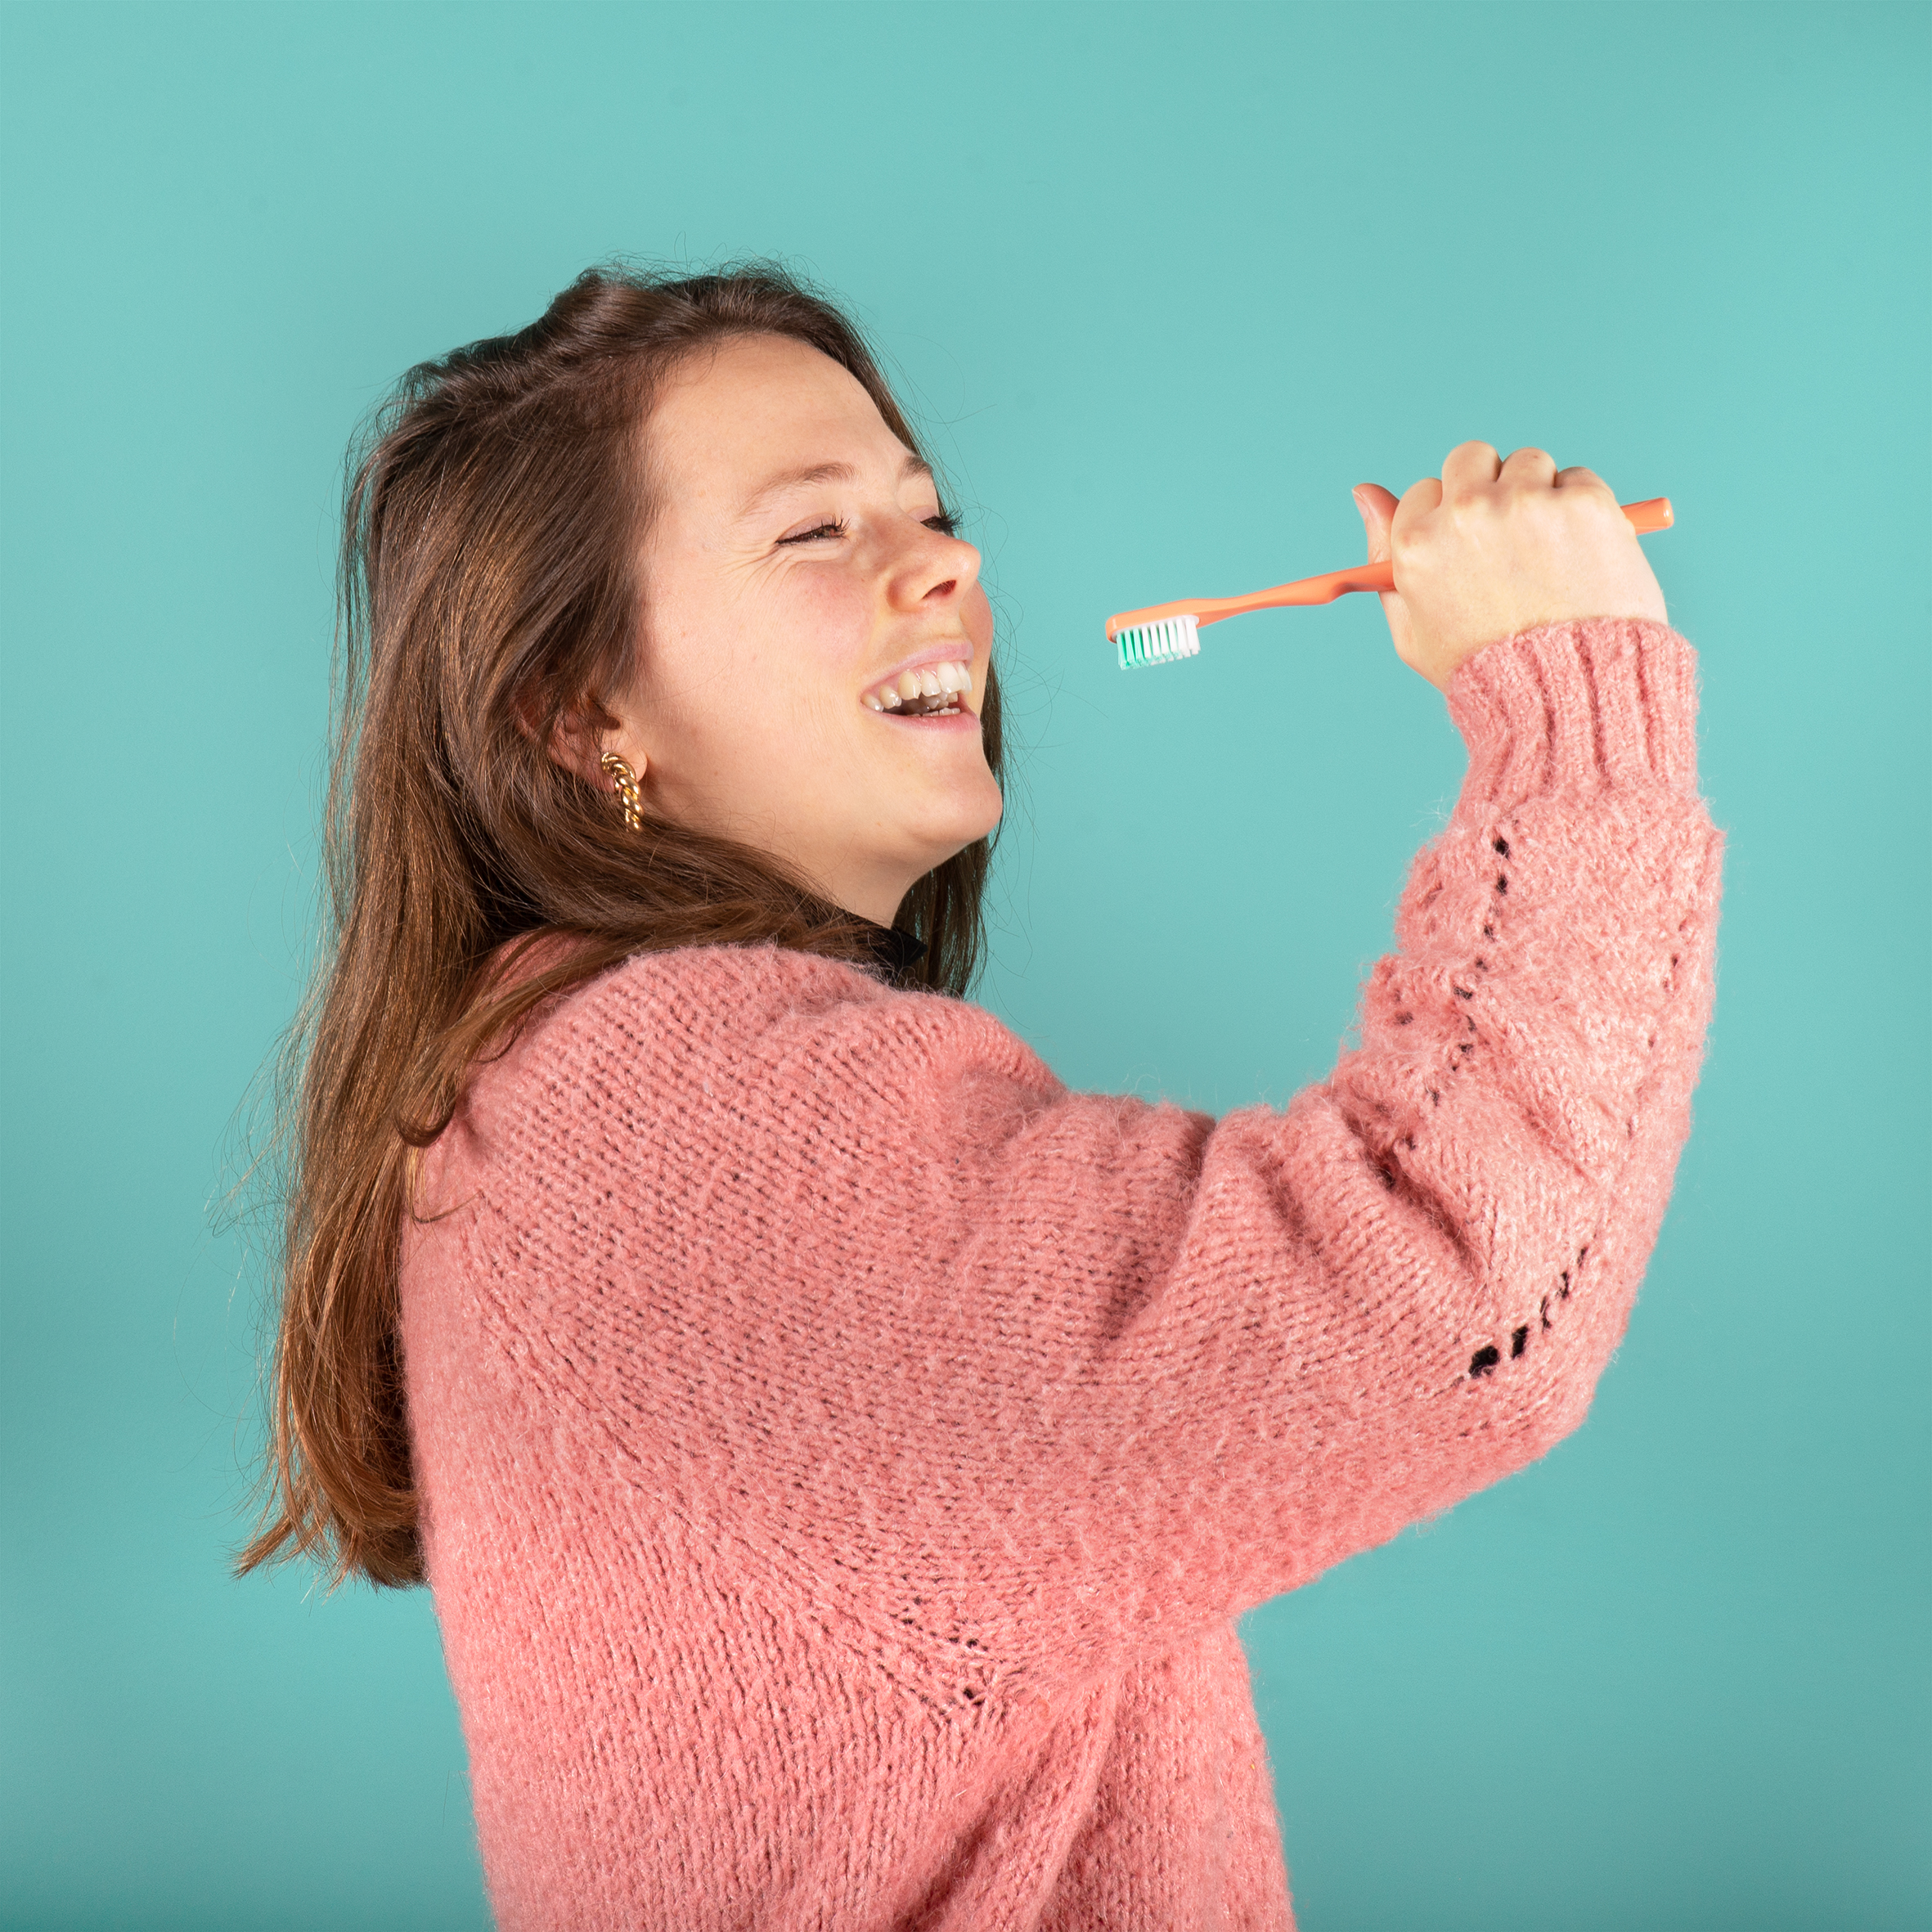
[{"left": 863, "top": 659, "right": 973, "bottom": 712}]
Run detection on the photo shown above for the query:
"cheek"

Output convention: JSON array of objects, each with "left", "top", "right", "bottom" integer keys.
[
  {"left": 645, "top": 554, "right": 864, "bottom": 717},
  {"left": 780, "top": 567, "right": 874, "bottom": 677}
]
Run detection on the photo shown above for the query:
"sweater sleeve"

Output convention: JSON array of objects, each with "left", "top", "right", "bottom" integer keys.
[{"left": 456, "top": 616, "right": 1724, "bottom": 1724}]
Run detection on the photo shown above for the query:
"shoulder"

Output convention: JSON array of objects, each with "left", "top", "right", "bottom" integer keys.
[{"left": 455, "top": 941, "right": 1065, "bottom": 1163}]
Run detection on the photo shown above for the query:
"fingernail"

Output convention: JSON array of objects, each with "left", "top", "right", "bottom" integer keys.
[{"left": 1352, "top": 487, "right": 1371, "bottom": 523}]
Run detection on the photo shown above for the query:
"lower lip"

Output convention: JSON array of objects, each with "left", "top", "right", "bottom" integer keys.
[{"left": 875, "top": 705, "right": 979, "bottom": 732}]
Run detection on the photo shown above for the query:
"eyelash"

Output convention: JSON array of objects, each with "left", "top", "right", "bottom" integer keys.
[{"left": 780, "top": 511, "right": 959, "bottom": 546}]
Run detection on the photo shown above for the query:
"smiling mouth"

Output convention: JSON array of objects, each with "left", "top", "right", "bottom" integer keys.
[
  {"left": 875, "top": 688, "right": 978, "bottom": 726},
  {"left": 862, "top": 656, "right": 974, "bottom": 717}
]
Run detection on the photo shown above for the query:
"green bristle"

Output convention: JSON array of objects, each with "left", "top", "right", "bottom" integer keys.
[{"left": 1114, "top": 614, "right": 1201, "bottom": 670}]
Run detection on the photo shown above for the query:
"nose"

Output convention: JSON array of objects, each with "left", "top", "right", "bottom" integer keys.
[{"left": 886, "top": 517, "right": 981, "bottom": 616}]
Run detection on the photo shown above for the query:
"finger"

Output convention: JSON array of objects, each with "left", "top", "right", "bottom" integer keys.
[
  {"left": 1352, "top": 483, "right": 1409, "bottom": 652},
  {"left": 1351, "top": 483, "right": 1400, "bottom": 563},
  {"left": 1399, "top": 477, "right": 1445, "bottom": 572},
  {"left": 1440, "top": 440, "right": 1501, "bottom": 498},
  {"left": 1499, "top": 447, "right": 1558, "bottom": 491},
  {"left": 1555, "top": 463, "right": 1617, "bottom": 505},
  {"left": 1392, "top": 474, "right": 1442, "bottom": 548}
]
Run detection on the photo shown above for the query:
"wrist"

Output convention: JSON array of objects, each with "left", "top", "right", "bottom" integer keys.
[{"left": 1446, "top": 617, "right": 1701, "bottom": 802}]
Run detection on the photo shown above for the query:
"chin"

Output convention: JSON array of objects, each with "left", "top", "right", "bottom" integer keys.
[
  {"left": 950, "top": 777, "right": 1004, "bottom": 846},
  {"left": 904, "top": 798, "right": 1002, "bottom": 872}
]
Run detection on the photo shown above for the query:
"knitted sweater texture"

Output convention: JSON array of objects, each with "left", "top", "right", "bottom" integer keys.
[{"left": 400, "top": 618, "right": 1725, "bottom": 1930}]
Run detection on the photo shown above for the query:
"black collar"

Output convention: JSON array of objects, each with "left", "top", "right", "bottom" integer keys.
[
  {"left": 798, "top": 887, "right": 928, "bottom": 986},
  {"left": 856, "top": 916, "right": 928, "bottom": 986}
]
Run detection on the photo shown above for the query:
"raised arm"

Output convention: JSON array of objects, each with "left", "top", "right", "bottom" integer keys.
[{"left": 430, "top": 450, "right": 1723, "bottom": 1726}]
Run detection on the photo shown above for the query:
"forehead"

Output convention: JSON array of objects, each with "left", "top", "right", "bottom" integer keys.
[{"left": 646, "top": 333, "right": 908, "bottom": 510}]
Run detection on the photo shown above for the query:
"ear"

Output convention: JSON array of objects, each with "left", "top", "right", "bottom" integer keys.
[
  {"left": 513, "top": 682, "right": 621, "bottom": 788},
  {"left": 548, "top": 699, "right": 620, "bottom": 789}
]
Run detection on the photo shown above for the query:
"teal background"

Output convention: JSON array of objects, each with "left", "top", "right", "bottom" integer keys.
[{"left": 2, "top": 1, "right": 1925, "bottom": 1925}]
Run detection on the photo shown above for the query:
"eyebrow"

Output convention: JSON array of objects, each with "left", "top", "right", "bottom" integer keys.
[{"left": 739, "top": 450, "right": 934, "bottom": 518}]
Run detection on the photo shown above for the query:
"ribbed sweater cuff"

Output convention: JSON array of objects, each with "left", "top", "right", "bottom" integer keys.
[{"left": 1445, "top": 618, "right": 1701, "bottom": 806}]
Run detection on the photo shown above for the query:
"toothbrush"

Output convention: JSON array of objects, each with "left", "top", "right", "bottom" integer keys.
[{"left": 1108, "top": 496, "right": 1674, "bottom": 668}]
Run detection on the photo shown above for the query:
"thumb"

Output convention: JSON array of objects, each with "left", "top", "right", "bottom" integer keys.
[
  {"left": 1352, "top": 483, "right": 1400, "bottom": 564},
  {"left": 1351, "top": 483, "right": 1413, "bottom": 668}
]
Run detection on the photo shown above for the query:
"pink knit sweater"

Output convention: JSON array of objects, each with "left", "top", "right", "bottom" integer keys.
[{"left": 400, "top": 618, "right": 1724, "bottom": 1930}]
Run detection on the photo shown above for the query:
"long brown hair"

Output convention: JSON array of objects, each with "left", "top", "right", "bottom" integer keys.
[{"left": 237, "top": 261, "right": 1010, "bottom": 1590}]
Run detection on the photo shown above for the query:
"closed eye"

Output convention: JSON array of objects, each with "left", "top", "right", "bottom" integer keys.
[{"left": 778, "top": 510, "right": 959, "bottom": 546}]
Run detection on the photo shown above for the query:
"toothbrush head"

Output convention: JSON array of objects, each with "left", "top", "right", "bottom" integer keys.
[{"left": 1113, "top": 613, "right": 1201, "bottom": 670}]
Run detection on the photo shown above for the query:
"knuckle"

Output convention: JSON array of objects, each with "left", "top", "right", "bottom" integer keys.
[{"left": 1559, "top": 467, "right": 1614, "bottom": 504}]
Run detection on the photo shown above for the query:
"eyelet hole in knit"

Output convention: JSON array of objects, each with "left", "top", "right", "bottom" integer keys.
[
  {"left": 1448, "top": 829, "right": 1601, "bottom": 1390},
  {"left": 1443, "top": 833, "right": 1509, "bottom": 1085},
  {"left": 892, "top": 1592, "right": 997, "bottom": 1719},
  {"left": 1465, "top": 1247, "right": 1590, "bottom": 1382}
]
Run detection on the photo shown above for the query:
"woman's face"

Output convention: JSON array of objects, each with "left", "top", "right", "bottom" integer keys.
[{"left": 599, "top": 331, "right": 1003, "bottom": 929}]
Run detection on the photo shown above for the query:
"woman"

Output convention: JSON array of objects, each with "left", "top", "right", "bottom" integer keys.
[{"left": 242, "top": 261, "right": 1724, "bottom": 1930}]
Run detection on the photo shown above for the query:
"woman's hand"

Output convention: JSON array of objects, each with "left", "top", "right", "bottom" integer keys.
[{"left": 1352, "top": 443, "right": 1669, "bottom": 694}]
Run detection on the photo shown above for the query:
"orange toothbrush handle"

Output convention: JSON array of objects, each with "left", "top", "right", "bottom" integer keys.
[{"left": 1105, "top": 496, "right": 1674, "bottom": 640}]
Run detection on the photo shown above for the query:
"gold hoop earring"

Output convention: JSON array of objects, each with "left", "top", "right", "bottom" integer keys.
[{"left": 600, "top": 751, "right": 643, "bottom": 832}]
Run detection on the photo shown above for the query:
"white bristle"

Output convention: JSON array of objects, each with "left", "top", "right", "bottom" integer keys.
[{"left": 1115, "top": 613, "right": 1201, "bottom": 669}]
